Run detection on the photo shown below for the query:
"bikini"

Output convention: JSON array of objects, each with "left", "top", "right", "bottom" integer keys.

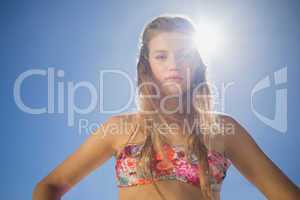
[{"left": 114, "top": 142, "right": 232, "bottom": 189}]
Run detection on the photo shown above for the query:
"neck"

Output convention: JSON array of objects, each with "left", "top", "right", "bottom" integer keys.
[{"left": 157, "top": 93, "right": 190, "bottom": 127}]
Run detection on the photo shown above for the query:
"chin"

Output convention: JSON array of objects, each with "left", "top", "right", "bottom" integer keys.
[{"left": 162, "top": 86, "right": 186, "bottom": 96}]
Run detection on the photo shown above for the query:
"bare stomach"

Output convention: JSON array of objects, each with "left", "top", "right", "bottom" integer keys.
[{"left": 118, "top": 180, "right": 220, "bottom": 200}]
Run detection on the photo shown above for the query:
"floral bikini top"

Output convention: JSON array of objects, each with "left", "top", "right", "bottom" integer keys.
[{"left": 114, "top": 142, "right": 232, "bottom": 189}]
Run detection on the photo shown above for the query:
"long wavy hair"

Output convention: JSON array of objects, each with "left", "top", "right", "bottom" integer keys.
[{"left": 126, "top": 14, "right": 224, "bottom": 200}]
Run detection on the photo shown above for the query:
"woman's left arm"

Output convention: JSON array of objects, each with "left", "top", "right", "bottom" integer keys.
[{"left": 222, "top": 115, "right": 300, "bottom": 200}]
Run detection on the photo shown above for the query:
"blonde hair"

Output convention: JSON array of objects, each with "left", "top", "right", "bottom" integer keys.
[{"left": 128, "top": 14, "right": 223, "bottom": 199}]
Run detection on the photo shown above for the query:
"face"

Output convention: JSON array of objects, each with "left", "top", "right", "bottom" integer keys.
[{"left": 148, "top": 31, "right": 198, "bottom": 96}]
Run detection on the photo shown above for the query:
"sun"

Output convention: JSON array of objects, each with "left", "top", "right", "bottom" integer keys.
[{"left": 193, "top": 20, "right": 225, "bottom": 64}]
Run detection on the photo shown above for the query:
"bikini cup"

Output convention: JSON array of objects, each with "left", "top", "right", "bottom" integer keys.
[{"left": 115, "top": 142, "right": 232, "bottom": 188}]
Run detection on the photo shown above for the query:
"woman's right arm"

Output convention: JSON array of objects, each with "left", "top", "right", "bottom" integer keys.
[{"left": 32, "top": 115, "right": 123, "bottom": 200}]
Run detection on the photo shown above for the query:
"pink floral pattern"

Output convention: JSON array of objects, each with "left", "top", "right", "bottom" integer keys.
[{"left": 115, "top": 143, "right": 232, "bottom": 187}]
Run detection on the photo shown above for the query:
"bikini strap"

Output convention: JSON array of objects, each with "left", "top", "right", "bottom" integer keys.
[{"left": 124, "top": 120, "right": 139, "bottom": 146}]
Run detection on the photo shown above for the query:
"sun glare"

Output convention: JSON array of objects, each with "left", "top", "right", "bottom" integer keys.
[{"left": 194, "top": 20, "right": 225, "bottom": 64}]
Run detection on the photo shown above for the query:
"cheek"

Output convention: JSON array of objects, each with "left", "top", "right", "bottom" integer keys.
[{"left": 149, "top": 63, "right": 166, "bottom": 82}]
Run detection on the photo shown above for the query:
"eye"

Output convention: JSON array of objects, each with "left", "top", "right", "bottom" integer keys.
[{"left": 155, "top": 55, "right": 167, "bottom": 60}]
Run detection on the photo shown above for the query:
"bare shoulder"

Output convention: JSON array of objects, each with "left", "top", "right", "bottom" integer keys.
[
  {"left": 214, "top": 113, "right": 255, "bottom": 152},
  {"left": 213, "top": 112, "right": 300, "bottom": 199},
  {"left": 213, "top": 111, "right": 237, "bottom": 125},
  {"left": 106, "top": 112, "right": 143, "bottom": 153},
  {"left": 209, "top": 111, "right": 241, "bottom": 155},
  {"left": 33, "top": 112, "right": 142, "bottom": 195},
  {"left": 212, "top": 112, "right": 279, "bottom": 164}
]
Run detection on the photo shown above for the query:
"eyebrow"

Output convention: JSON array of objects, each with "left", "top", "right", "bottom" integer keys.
[
  {"left": 151, "top": 48, "right": 189, "bottom": 55},
  {"left": 152, "top": 50, "right": 168, "bottom": 54}
]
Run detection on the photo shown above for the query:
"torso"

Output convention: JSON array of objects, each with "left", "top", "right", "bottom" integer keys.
[{"left": 111, "top": 112, "right": 230, "bottom": 200}]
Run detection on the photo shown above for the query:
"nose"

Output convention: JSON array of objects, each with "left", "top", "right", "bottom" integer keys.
[{"left": 167, "top": 54, "right": 180, "bottom": 71}]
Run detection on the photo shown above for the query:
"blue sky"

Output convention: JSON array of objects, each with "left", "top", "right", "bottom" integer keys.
[{"left": 1, "top": 0, "right": 300, "bottom": 199}]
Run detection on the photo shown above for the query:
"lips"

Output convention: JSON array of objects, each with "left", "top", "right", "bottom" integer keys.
[{"left": 165, "top": 75, "right": 183, "bottom": 81}]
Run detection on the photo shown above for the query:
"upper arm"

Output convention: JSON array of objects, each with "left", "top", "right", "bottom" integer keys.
[
  {"left": 223, "top": 115, "right": 300, "bottom": 200},
  {"left": 37, "top": 115, "right": 123, "bottom": 196}
]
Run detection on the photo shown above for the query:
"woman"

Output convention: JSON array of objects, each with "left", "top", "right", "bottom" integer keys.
[{"left": 32, "top": 14, "right": 300, "bottom": 200}]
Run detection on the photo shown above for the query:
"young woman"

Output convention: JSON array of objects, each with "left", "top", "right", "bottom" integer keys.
[{"left": 33, "top": 15, "right": 300, "bottom": 200}]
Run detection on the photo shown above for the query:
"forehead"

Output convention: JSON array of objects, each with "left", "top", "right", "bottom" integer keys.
[{"left": 148, "top": 32, "right": 195, "bottom": 53}]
